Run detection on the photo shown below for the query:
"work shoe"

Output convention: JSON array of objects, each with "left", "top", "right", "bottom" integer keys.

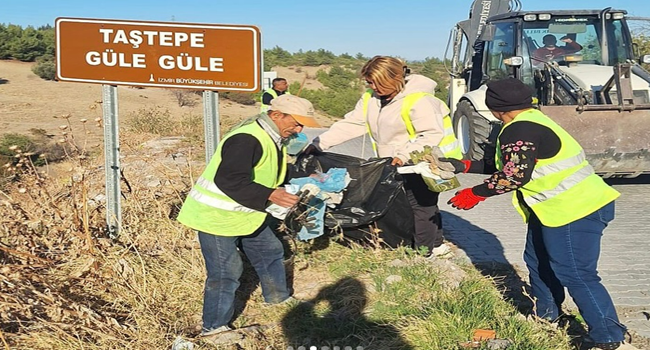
[{"left": 199, "top": 325, "right": 232, "bottom": 337}]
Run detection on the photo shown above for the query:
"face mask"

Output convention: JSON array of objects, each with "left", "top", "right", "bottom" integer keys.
[{"left": 286, "top": 132, "right": 309, "bottom": 155}]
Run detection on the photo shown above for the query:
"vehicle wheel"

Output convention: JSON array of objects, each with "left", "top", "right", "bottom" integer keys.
[{"left": 452, "top": 100, "right": 499, "bottom": 168}]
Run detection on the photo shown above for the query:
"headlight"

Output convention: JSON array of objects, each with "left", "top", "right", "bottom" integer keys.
[
  {"left": 563, "top": 54, "right": 583, "bottom": 63},
  {"left": 538, "top": 14, "right": 551, "bottom": 20},
  {"left": 503, "top": 56, "right": 524, "bottom": 66},
  {"left": 523, "top": 14, "right": 537, "bottom": 21}
]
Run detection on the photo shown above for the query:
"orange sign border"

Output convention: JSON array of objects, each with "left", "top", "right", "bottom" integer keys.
[{"left": 55, "top": 17, "right": 262, "bottom": 91}]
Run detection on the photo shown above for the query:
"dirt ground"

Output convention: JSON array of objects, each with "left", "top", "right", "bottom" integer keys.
[{"left": 0, "top": 60, "right": 332, "bottom": 145}]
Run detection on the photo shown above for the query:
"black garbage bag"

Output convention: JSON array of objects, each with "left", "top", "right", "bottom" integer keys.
[{"left": 291, "top": 153, "right": 414, "bottom": 248}]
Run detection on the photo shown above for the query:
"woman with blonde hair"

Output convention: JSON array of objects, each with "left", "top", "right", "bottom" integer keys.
[{"left": 305, "top": 55, "right": 462, "bottom": 257}]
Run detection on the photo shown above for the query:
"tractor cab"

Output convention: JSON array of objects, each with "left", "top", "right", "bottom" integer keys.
[
  {"left": 479, "top": 10, "right": 650, "bottom": 107},
  {"left": 447, "top": 1, "right": 650, "bottom": 177}
]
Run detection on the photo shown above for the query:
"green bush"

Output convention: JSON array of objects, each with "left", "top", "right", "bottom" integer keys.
[
  {"left": 633, "top": 33, "right": 650, "bottom": 71},
  {"left": 0, "top": 132, "right": 65, "bottom": 168},
  {"left": 31, "top": 54, "right": 56, "bottom": 80},
  {"left": 290, "top": 65, "right": 364, "bottom": 117}
]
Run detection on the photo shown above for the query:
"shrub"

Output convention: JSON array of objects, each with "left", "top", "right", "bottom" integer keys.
[
  {"left": 170, "top": 89, "right": 197, "bottom": 107},
  {"left": 31, "top": 54, "right": 56, "bottom": 80},
  {"left": 0, "top": 133, "right": 52, "bottom": 167},
  {"left": 127, "top": 107, "right": 203, "bottom": 140},
  {"left": 127, "top": 108, "right": 176, "bottom": 135},
  {"left": 0, "top": 131, "right": 67, "bottom": 187},
  {"left": 221, "top": 92, "right": 257, "bottom": 105}
]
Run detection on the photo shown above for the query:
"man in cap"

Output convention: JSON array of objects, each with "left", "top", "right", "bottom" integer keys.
[
  {"left": 444, "top": 78, "right": 637, "bottom": 350},
  {"left": 532, "top": 34, "right": 582, "bottom": 64},
  {"left": 177, "top": 94, "right": 320, "bottom": 336},
  {"left": 260, "top": 77, "right": 291, "bottom": 113}
]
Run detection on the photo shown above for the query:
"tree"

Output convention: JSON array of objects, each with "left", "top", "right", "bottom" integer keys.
[
  {"left": 264, "top": 45, "right": 294, "bottom": 70},
  {"left": 411, "top": 57, "right": 451, "bottom": 103},
  {"left": 0, "top": 23, "right": 55, "bottom": 62},
  {"left": 302, "top": 51, "right": 320, "bottom": 66},
  {"left": 316, "top": 66, "right": 358, "bottom": 90},
  {"left": 9, "top": 26, "right": 46, "bottom": 61},
  {"left": 632, "top": 33, "right": 650, "bottom": 71}
]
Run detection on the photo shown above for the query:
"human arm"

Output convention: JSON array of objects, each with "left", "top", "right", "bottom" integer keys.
[
  {"left": 438, "top": 158, "right": 475, "bottom": 173},
  {"left": 214, "top": 134, "right": 284, "bottom": 211},
  {"left": 560, "top": 36, "right": 583, "bottom": 53},
  {"left": 448, "top": 121, "right": 560, "bottom": 209},
  {"left": 312, "top": 96, "right": 369, "bottom": 151}
]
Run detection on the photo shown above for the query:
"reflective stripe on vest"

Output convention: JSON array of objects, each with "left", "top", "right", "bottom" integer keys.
[
  {"left": 176, "top": 120, "right": 287, "bottom": 236},
  {"left": 187, "top": 187, "right": 258, "bottom": 213},
  {"left": 496, "top": 109, "right": 619, "bottom": 227},
  {"left": 362, "top": 90, "right": 462, "bottom": 159},
  {"left": 526, "top": 155, "right": 594, "bottom": 204},
  {"left": 260, "top": 89, "right": 291, "bottom": 112},
  {"left": 531, "top": 150, "right": 587, "bottom": 180},
  {"left": 187, "top": 176, "right": 258, "bottom": 213}
]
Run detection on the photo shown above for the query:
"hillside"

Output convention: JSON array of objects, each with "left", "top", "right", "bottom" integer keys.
[{"left": 0, "top": 60, "right": 332, "bottom": 145}]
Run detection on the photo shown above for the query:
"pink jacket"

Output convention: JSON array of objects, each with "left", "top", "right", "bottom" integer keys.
[{"left": 314, "top": 74, "right": 447, "bottom": 163}]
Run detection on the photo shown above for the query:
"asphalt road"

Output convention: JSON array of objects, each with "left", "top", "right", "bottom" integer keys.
[{"left": 440, "top": 173, "right": 650, "bottom": 342}]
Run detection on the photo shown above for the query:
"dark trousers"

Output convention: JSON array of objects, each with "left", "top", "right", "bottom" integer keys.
[
  {"left": 524, "top": 201, "right": 626, "bottom": 343},
  {"left": 198, "top": 224, "right": 289, "bottom": 332},
  {"left": 403, "top": 174, "right": 443, "bottom": 254}
]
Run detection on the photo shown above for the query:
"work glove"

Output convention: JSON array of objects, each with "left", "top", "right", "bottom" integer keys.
[
  {"left": 438, "top": 158, "right": 472, "bottom": 174},
  {"left": 448, "top": 188, "right": 486, "bottom": 210}
]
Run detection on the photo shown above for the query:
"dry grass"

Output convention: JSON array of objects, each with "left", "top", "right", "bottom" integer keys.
[{"left": 0, "top": 120, "right": 330, "bottom": 349}]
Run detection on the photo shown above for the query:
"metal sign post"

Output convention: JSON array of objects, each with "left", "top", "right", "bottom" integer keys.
[
  {"left": 102, "top": 85, "right": 121, "bottom": 237},
  {"left": 203, "top": 91, "right": 220, "bottom": 162}
]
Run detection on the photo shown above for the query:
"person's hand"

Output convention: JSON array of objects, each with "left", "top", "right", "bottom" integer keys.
[
  {"left": 448, "top": 188, "right": 486, "bottom": 210},
  {"left": 391, "top": 157, "right": 404, "bottom": 166},
  {"left": 302, "top": 144, "right": 321, "bottom": 156},
  {"left": 438, "top": 158, "right": 471, "bottom": 174},
  {"left": 269, "top": 188, "right": 299, "bottom": 208},
  {"left": 560, "top": 36, "right": 572, "bottom": 43}
]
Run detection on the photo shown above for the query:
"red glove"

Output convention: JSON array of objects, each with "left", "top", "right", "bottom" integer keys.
[{"left": 448, "top": 188, "right": 486, "bottom": 210}]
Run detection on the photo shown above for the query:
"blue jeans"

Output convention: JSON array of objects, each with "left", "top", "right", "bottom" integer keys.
[
  {"left": 198, "top": 224, "right": 289, "bottom": 331},
  {"left": 524, "top": 201, "right": 626, "bottom": 343}
]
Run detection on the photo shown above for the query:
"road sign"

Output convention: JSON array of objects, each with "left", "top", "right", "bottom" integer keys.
[{"left": 55, "top": 18, "right": 261, "bottom": 91}]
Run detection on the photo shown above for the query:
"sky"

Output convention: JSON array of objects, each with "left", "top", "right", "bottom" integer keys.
[{"left": 1, "top": 0, "right": 649, "bottom": 61}]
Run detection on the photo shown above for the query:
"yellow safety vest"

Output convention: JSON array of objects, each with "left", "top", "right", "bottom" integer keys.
[
  {"left": 177, "top": 119, "right": 287, "bottom": 236},
  {"left": 496, "top": 109, "right": 619, "bottom": 227},
  {"left": 260, "top": 89, "right": 292, "bottom": 113},
  {"left": 361, "top": 89, "right": 462, "bottom": 159}
]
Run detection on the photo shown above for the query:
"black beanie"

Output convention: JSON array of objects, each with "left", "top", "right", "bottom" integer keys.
[{"left": 485, "top": 78, "right": 534, "bottom": 112}]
